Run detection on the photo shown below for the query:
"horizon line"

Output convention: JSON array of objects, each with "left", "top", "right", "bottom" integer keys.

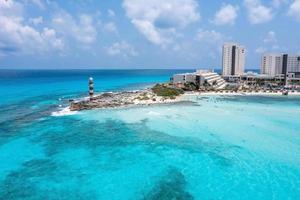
[{"left": 0, "top": 67, "right": 261, "bottom": 70}]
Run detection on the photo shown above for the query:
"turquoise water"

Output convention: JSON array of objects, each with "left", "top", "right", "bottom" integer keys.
[{"left": 0, "top": 70, "right": 299, "bottom": 199}]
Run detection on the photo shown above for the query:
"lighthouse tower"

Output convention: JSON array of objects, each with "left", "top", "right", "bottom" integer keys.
[{"left": 89, "top": 77, "right": 94, "bottom": 101}]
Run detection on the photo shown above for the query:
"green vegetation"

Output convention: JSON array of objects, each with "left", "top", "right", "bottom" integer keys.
[
  {"left": 152, "top": 84, "right": 184, "bottom": 97},
  {"left": 139, "top": 96, "right": 150, "bottom": 100},
  {"left": 136, "top": 93, "right": 151, "bottom": 101},
  {"left": 183, "top": 82, "right": 198, "bottom": 91}
]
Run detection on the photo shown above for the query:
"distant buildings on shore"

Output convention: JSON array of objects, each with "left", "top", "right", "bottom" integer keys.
[
  {"left": 221, "top": 43, "right": 300, "bottom": 79},
  {"left": 171, "top": 42, "right": 300, "bottom": 89},
  {"left": 172, "top": 70, "right": 226, "bottom": 90},
  {"left": 221, "top": 43, "right": 300, "bottom": 85},
  {"left": 261, "top": 53, "right": 300, "bottom": 77},
  {"left": 222, "top": 43, "right": 245, "bottom": 76}
]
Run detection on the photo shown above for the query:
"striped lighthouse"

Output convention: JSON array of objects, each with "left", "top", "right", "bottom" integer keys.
[{"left": 89, "top": 77, "right": 94, "bottom": 101}]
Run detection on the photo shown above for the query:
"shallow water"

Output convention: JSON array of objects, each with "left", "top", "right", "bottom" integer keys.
[{"left": 0, "top": 70, "right": 299, "bottom": 200}]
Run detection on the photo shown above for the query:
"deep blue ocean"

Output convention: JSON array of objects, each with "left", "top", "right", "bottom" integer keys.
[{"left": 0, "top": 69, "right": 299, "bottom": 200}]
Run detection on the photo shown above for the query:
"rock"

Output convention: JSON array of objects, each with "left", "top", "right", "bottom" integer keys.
[{"left": 69, "top": 89, "right": 180, "bottom": 111}]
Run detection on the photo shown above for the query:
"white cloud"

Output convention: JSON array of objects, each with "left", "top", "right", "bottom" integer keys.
[
  {"left": 255, "top": 46, "right": 267, "bottom": 54},
  {"left": 0, "top": 0, "right": 23, "bottom": 17},
  {"left": 52, "top": 11, "right": 97, "bottom": 46},
  {"left": 106, "top": 41, "right": 137, "bottom": 57},
  {"left": 197, "top": 30, "right": 223, "bottom": 43},
  {"left": 29, "top": 16, "right": 43, "bottom": 25},
  {"left": 104, "top": 22, "right": 118, "bottom": 34},
  {"left": 123, "top": 0, "right": 200, "bottom": 45},
  {"left": 263, "top": 31, "right": 277, "bottom": 43},
  {"left": 244, "top": 0, "right": 273, "bottom": 24},
  {"left": 272, "top": 0, "right": 288, "bottom": 8},
  {"left": 288, "top": 0, "right": 300, "bottom": 21},
  {"left": 28, "top": 0, "right": 45, "bottom": 9},
  {"left": 131, "top": 20, "right": 167, "bottom": 45},
  {"left": 212, "top": 4, "right": 239, "bottom": 26},
  {"left": 0, "top": 0, "right": 63, "bottom": 56},
  {"left": 255, "top": 45, "right": 279, "bottom": 54},
  {"left": 108, "top": 9, "right": 115, "bottom": 17},
  {"left": 42, "top": 28, "right": 64, "bottom": 51},
  {"left": 0, "top": 17, "right": 64, "bottom": 55},
  {"left": 256, "top": 30, "right": 279, "bottom": 54},
  {"left": 196, "top": 29, "right": 228, "bottom": 58},
  {"left": 78, "top": 14, "right": 97, "bottom": 44}
]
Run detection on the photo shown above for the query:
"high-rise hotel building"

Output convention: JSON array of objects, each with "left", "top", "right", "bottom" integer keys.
[
  {"left": 222, "top": 43, "right": 246, "bottom": 76},
  {"left": 261, "top": 54, "right": 300, "bottom": 76}
]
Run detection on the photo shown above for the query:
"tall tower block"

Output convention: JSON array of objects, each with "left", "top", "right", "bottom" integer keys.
[{"left": 222, "top": 43, "right": 245, "bottom": 76}]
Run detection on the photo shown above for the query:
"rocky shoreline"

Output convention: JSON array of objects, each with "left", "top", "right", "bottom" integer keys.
[
  {"left": 69, "top": 89, "right": 181, "bottom": 111},
  {"left": 69, "top": 83, "right": 300, "bottom": 111}
]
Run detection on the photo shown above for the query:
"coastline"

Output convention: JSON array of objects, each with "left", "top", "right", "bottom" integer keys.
[
  {"left": 69, "top": 89, "right": 182, "bottom": 111},
  {"left": 62, "top": 90, "right": 300, "bottom": 114},
  {"left": 3, "top": 70, "right": 300, "bottom": 199},
  {"left": 182, "top": 91, "right": 300, "bottom": 97}
]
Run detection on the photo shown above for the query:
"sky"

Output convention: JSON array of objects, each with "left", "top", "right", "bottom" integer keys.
[{"left": 0, "top": 0, "right": 300, "bottom": 69}]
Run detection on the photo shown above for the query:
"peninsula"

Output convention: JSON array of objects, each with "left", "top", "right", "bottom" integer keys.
[
  {"left": 70, "top": 84, "right": 184, "bottom": 111},
  {"left": 69, "top": 69, "right": 300, "bottom": 111}
]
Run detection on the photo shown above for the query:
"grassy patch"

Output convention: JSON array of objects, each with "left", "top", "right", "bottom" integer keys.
[{"left": 152, "top": 84, "right": 184, "bottom": 97}]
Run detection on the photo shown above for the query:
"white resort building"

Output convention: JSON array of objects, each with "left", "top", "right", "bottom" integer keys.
[
  {"left": 261, "top": 53, "right": 300, "bottom": 85},
  {"left": 222, "top": 43, "right": 245, "bottom": 76},
  {"left": 261, "top": 54, "right": 283, "bottom": 76},
  {"left": 172, "top": 70, "right": 227, "bottom": 90},
  {"left": 261, "top": 54, "right": 300, "bottom": 76}
]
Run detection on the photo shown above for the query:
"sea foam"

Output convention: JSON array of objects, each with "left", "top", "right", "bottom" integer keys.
[
  {"left": 147, "top": 111, "right": 162, "bottom": 116},
  {"left": 51, "top": 107, "right": 78, "bottom": 117}
]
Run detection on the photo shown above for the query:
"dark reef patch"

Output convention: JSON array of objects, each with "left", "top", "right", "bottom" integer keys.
[
  {"left": 0, "top": 94, "right": 63, "bottom": 144},
  {"left": 27, "top": 116, "right": 242, "bottom": 168},
  {"left": 142, "top": 167, "right": 193, "bottom": 200},
  {"left": 0, "top": 158, "right": 96, "bottom": 200},
  {"left": 0, "top": 91, "right": 80, "bottom": 142}
]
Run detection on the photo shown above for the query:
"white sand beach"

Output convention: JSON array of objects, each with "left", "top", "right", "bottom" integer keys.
[{"left": 182, "top": 91, "right": 300, "bottom": 97}]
